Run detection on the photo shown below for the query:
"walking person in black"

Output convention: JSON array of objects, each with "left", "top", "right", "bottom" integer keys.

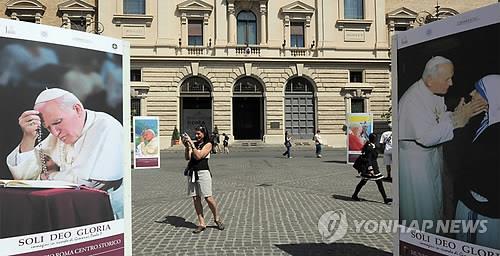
[
  {"left": 182, "top": 126, "right": 225, "bottom": 233},
  {"left": 222, "top": 133, "right": 229, "bottom": 154},
  {"left": 282, "top": 131, "right": 292, "bottom": 158},
  {"left": 351, "top": 133, "right": 392, "bottom": 204}
]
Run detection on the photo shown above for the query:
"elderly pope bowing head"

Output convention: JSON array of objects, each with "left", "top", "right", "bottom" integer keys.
[{"left": 6, "top": 88, "right": 124, "bottom": 219}]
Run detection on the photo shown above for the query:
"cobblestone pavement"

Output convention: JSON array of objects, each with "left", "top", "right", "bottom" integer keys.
[{"left": 132, "top": 147, "right": 394, "bottom": 256}]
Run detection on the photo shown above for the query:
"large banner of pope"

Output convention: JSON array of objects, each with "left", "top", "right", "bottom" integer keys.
[
  {"left": 392, "top": 3, "right": 500, "bottom": 256},
  {"left": 0, "top": 18, "right": 131, "bottom": 255}
]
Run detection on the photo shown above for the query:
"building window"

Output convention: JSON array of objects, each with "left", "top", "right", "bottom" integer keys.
[
  {"left": 131, "top": 98, "right": 141, "bottom": 141},
  {"left": 237, "top": 11, "right": 257, "bottom": 45},
  {"left": 181, "top": 76, "right": 211, "bottom": 94},
  {"left": 344, "top": 0, "right": 364, "bottom": 19},
  {"left": 290, "top": 22, "right": 304, "bottom": 48},
  {"left": 233, "top": 77, "right": 263, "bottom": 94},
  {"left": 285, "top": 77, "right": 314, "bottom": 93},
  {"left": 188, "top": 20, "right": 203, "bottom": 46},
  {"left": 124, "top": 0, "right": 145, "bottom": 15},
  {"left": 350, "top": 71, "right": 363, "bottom": 83},
  {"left": 131, "top": 98, "right": 141, "bottom": 116},
  {"left": 70, "top": 18, "right": 86, "bottom": 31},
  {"left": 131, "top": 69, "right": 142, "bottom": 81},
  {"left": 395, "top": 25, "right": 409, "bottom": 31},
  {"left": 351, "top": 98, "right": 365, "bottom": 113},
  {"left": 18, "top": 16, "right": 37, "bottom": 23}
]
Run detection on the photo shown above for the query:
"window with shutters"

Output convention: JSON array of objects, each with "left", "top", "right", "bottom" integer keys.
[
  {"left": 237, "top": 11, "right": 257, "bottom": 45},
  {"left": 344, "top": 0, "right": 364, "bottom": 19},
  {"left": 188, "top": 20, "right": 203, "bottom": 46},
  {"left": 290, "top": 22, "right": 305, "bottom": 48},
  {"left": 124, "top": 0, "right": 145, "bottom": 14}
]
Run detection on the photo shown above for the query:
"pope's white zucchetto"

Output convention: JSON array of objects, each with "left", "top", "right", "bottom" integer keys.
[{"left": 35, "top": 88, "right": 70, "bottom": 105}]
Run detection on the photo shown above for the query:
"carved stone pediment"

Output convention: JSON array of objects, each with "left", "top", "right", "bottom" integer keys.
[
  {"left": 280, "top": 1, "right": 314, "bottom": 16},
  {"left": 6, "top": 0, "right": 45, "bottom": 12},
  {"left": 386, "top": 7, "right": 417, "bottom": 19},
  {"left": 177, "top": 0, "right": 213, "bottom": 14},
  {"left": 58, "top": 0, "right": 95, "bottom": 13}
]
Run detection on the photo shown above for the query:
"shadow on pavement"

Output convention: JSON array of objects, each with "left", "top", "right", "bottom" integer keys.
[
  {"left": 154, "top": 216, "right": 197, "bottom": 229},
  {"left": 275, "top": 242, "right": 391, "bottom": 256},
  {"left": 323, "top": 160, "right": 347, "bottom": 164},
  {"left": 331, "top": 194, "right": 381, "bottom": 204}
]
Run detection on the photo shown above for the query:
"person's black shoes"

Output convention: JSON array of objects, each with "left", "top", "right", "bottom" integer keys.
[
  {"left": 214, "top": 220, "right": 225, "bottom": 231},
  {"left": 192, "top": 226, "right": 206, "bottom": 234},
  {"left": 351, "top": 195, "right": 361, "bottom": 201},
  {"left": 384, "top": 198, "right": 393, "bottom": 204}
]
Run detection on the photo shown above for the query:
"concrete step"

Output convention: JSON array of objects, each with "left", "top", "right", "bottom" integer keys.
[
  {"left": 233, "top": 140, "right": 265, "bottom": 147},
  {"left": 162, "top": 140, "right": 327, "bottom": 151}
]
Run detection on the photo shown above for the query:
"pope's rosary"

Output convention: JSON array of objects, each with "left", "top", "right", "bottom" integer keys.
[{"left": 36, "top": 124, "right": 48, "bottom": 176}]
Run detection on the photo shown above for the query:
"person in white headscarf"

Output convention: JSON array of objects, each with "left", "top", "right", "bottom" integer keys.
[
  {"left": 398, "top": 56, "right": 488, "bottom": 231},
  {"left": 6, "top": 88, "right": 124, "bottom": 219},
  {"left": 454, "top": 74, "right": 500, "bottom": 249}
]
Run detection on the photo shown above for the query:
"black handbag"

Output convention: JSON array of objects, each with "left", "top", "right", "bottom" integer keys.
[{"left": 353, "top": 154, "right": 369, "bottom": 174}]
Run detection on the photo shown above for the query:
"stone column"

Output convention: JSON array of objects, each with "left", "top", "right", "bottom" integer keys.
[
  {"left": 203, "top": 13, "right": 209, "bottom": 47},
  {"left": 228, "top": 1, "right": 236, "bottom": 45},
  {"left": 259, "top": 1, "right": 267, "bottom": 45},
  {"left": 305, "top": 15, "right": 311, "bottom": 48},
  {"left": 284, "top": 15, "right": 290, "bottom": 48},
  {"left": 180, "top": 13, "right": 187, "bottom": 47}
]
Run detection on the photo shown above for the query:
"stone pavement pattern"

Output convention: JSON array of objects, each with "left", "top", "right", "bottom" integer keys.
[{"left": 132, "top": 147, "right": 394, "bottom": 256}]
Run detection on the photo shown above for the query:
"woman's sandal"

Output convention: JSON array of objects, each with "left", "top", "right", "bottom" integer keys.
[
  {"left": 214, "top": 220, "right": 225, "bottom": 231},
  {"left": 192, "top": 226, "right": 206, "bottom": 234}
]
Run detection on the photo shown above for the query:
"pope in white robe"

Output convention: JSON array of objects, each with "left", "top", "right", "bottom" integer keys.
[
  {"left": 136, "top": 129, "right": 159, "bottom": 157},
  {"left": 6, "top": 88, "right": 124, "bottom": 219},
  {"left": 399, "top": 79, "right": 454, "bottom": 226},
  {"left": 398, "top": 56, "right": 487, "bottom": 231}
]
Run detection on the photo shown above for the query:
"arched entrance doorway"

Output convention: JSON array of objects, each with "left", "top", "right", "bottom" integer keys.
[
  {"left": 285, "top": 77, "right": 316, "bottom": 139},
  {"left": 233, "top": 77, "right": 264, "bottom": 140},
  {"left": 180, "top": 76, "right": 212, "bottom": 137}
]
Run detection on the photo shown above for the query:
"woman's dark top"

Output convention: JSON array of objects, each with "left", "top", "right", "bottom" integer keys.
[
  {"left": 363, "top": 142, "right": 379, "bottom": 172},
  {"left": 185, "top": 141, "right": 212, "bottom": 181},
  {"left": 360, "top": 142, "right": 383, "bottom": 180},
  {"left": 188, "top": 141, "right": 212, "bottom": 171}
]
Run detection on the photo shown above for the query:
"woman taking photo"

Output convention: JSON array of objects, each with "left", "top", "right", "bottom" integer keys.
[
  {"left": 351, "top": 133, "right": 392, "bottom": 204},
  {"left": 182, "top": 126, "right": 225, "bottom": 233}
]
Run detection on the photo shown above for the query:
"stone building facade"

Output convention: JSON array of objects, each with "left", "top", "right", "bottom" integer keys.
[
  {"left": 2, "top": 0, "right": 496, "bottom": 148},
  {"left": 99, "top": 0, "right": 395, "bottom": 148},
  {"left": 0, "top": 0, "right": 97, "bottom": 32}
]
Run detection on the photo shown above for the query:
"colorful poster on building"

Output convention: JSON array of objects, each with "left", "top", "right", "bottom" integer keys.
[
  {"left": 0, "top": 18, "right": 130, "bottom": 255},
  {"left": 346, "top": 113, "right": 373, "bottom": 164},
  {"left": 133, "top": 116, "right": 160, "bottom": 169},
  {"left": 393, "top": 4, "right": 500, "bottom": 256}
]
